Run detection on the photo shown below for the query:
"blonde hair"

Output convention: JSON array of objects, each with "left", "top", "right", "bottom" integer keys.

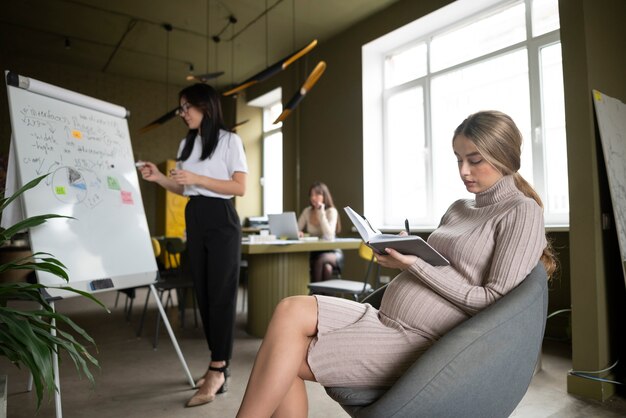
[{"left": 454, "top": 110, "right": 557, "bottom": 278}]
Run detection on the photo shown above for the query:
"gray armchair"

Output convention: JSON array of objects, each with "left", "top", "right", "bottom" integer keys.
[{"left": 325, "top": 263, "right": 548, "bottom": 418}]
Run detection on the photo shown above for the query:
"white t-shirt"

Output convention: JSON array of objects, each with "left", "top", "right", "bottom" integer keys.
[{"left": 177, "top": 130, "right": 248, "bottom": 199}]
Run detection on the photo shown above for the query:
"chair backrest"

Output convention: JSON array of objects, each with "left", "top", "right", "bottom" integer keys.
[
  {"left": 328, "top": 243, "right": 373, "bottom": 279},
  {"left": 358, "top": 243, "right": 375, "bottom": 262},
  {"left": 307, "top": 243, "right": 375, "bottom": 300},
  {"left": 358, "top": 242, "right": 381, "bottom": 290},
  {"left": 326, "top": 263, "right": 548, "bottom": 418},
  {"left": 164, "top": 237, "right": 186, "bottom": 270},
  {"left": 151, "top": 237, "right": 161, "bottom": 258}
]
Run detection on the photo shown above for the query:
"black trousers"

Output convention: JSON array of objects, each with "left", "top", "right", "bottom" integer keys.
[{"left": 185, "top": 196, "right": 241, "bottom": 362}]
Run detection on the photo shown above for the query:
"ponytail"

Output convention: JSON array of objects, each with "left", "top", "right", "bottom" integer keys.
[
  {"left": 455, "top": 111, "right": 559, "bottom": 279},
  {"left": 513, "top": 173, "right": 558, "bottom": 279}
]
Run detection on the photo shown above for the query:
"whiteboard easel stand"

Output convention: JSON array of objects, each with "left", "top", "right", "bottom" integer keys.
[
  {"left": 26, "top": 287, "right": 194, "bottom": 418},
  {"left": 149, "top": 283, "right": 195, "bottom": 386},
  {"left": 50, "top": 300, "right": 62, "bottom": 418},
  {"left": 5, "top": 72, "right": 194, "bottom": 416},
  {"left": 25, "top": 290, "right": 64, "bottom": 417}
]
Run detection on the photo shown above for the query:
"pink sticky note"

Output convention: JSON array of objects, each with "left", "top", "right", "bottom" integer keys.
[{"left": 121, "top": 190, "right": 134, "bottom": 205}]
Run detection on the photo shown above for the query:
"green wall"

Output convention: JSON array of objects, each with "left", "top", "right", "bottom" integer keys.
[{"left": 560, "top": 0, "right": 626, "bottom": 401}]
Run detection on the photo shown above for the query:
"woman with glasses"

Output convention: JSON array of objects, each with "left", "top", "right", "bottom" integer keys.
[{"left": 138, "top": 83, "right": 247, "bottom": 408}]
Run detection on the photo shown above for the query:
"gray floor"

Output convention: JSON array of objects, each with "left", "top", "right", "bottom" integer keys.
[{"left": 2, "top": 287, "right": 626, "bottom": 418}]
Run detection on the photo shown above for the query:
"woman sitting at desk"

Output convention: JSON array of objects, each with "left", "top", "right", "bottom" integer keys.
[{"left": 297, "top": 182, "right": 342, "bottom": 282}]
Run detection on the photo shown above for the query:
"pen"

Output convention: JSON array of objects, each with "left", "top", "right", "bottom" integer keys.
[{"left": 405, "top": 219, "right": 410, "bottom": 235}]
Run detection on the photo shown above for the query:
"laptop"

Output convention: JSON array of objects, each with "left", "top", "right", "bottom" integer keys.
[{"left": 268, "top": 212, "right": 300, "bottom": 240}]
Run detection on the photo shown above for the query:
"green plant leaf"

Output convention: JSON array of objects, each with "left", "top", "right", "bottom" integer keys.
[
  {"left": 58, "top": 286, "right": 110, "bottom": 313},
  {"left": 0, "top": 214, "right": 72, "bottom": 242},
  {"left": 50, "top": 327, "right": 98, "bottom": 381},
  {"left": 0, "top": 252, "right": 67, "bottom": 270},
  {"left": 0, "top": 283, "right": 53, "bottom": 307},
  {"left": 16, "top": 307, "right": 99, "bottom": 346},
  {"left": 0, "top": 306, "right": 101, "bottom": 407},
  {"left": 0, "top": 316, "right": 55, "bottom": 405},
  {"left": 0, "top": 174, "right": 105, "bottom": 409},
  {"left": 0, "top": 253, "right": 69, "bottom": 281},
  {"left": 0, "top": 174, "right": 47, "bottom": 213}
]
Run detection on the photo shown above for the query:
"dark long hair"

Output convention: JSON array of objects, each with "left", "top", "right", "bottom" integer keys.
[
  {"left": 309, "top": 182, "right": 341, "bottom": 233},
  {"left": 177, "top": 83, "right": 227, "bottom": 161}
]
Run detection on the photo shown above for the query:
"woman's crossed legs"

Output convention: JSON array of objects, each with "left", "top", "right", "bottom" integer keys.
[{"left": 237, "top": 296, "right": 318, "bottom": 418}]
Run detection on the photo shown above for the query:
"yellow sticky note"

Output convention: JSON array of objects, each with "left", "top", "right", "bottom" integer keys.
[
  {"left": 71, "top": 130, "right": 82, "bottom": 139},
  {"left": 593, "top": 90, "right": 602, "bottom": 102}
]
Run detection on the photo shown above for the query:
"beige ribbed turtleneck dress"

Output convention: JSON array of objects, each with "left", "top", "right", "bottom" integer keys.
[{"left": 307, "top": 175, "right": 547, "bottom": 388}]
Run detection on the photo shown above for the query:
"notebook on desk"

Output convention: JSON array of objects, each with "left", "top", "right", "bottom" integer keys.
[{"left": 268, "top": 212, "right": 300, "bottom": 240}]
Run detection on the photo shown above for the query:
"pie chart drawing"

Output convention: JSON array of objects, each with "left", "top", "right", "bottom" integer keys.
[{"left": 51, "top": 166, "right": 100, "bottom": 205}]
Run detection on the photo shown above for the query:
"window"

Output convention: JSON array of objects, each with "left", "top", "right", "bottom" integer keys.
[
  {"left": 363, "top": 0, "right": 566, "bottom": 229},
  {"left": 248, "top": 89, "right": 283, "bottom": 215}
]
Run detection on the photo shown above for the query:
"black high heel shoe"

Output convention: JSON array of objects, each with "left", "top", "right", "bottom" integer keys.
[
  {"left": 185, "top": 365, "right": 229, "bottom": 407},
  {"left": 194, "top": 365, "right": 230, "bottom": 389}
]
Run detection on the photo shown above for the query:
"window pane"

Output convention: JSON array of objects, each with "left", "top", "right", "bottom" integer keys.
[
  {"left": 540, "top": 43, "right": 568, "bottom": 221},
  {"left": 431, "top": 2, "right": 526, "bottom": 72},
  {"left": 363, "top": 0, "right": 567, "bottom": 228},
  {"left": 263, "top": 102, "right": 283, "bottom": 131},
  {"left": 385, "top": 42, "right": 427, "bottom": 88},
  {"left": 532, "top": 0, "right": 560, "bottom": 37},
  {"left": 384, "top": 86, "right": 427, "bottom": 225},
  {"left": 431, "top": 49, "right": 532, "bottom": 220},
  {"left": 263, "top": 132, "right": 283, "bottom": 215}
]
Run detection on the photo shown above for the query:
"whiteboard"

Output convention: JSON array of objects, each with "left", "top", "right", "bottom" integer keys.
[
  {"left": 4, "top": 72, "right": 157, "bottom": 297},
  {"left": 593, "top": 90, "right": 626, "bottom": 284}
]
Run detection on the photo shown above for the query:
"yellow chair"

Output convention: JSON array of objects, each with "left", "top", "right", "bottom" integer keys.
[
  {"left": 151, "top": 237, "right": 161, "bottom": 258},
  {"left": 307, "top": 242, "right": 378, "bottom": 301},
  {"left": 356, "top": 243, "right": 382, "bottom": 287}
]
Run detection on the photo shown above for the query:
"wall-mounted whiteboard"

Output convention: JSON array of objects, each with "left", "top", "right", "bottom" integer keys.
[
  {"left": 593, "top": 90, "right": 626, "bottom": 284},
  {"left": 4, "top": 72, "right": 157, "bottom": 297}
]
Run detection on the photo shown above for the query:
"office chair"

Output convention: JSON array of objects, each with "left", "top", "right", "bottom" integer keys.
[
  {"left": 307, "top": 243, "right": 378, "bottom": 301},
  {"left": 136, "top": 237, "right": 198, "bottom": 349},
  {"left": 325, "top": 263, "right": 548, "bottom": 418}
]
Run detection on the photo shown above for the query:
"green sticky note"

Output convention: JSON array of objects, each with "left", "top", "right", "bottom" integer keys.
[
  {"left": 55, "top": 186, "right": 66, "bottom": 195},
  {"left": 107, "top": 176, "right": 120, "bottom": 190}
]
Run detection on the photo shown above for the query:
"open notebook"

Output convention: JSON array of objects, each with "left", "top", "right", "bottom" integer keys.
[{"left": 344, "top": 206, "right": 449, "bottom": 266}]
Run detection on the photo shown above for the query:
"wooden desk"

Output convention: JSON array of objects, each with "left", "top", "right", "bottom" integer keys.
[{"left": 242, "top": 238, "right": 361, "bottom": 337}]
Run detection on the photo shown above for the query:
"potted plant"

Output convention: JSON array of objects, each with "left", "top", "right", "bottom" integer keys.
[{"left": 0, "top": 174, "right": 106, "bottom": 410}]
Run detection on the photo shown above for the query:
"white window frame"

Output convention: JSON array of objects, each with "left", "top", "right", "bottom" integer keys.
[
  {"left": 363, "top": 0, "right": 567, "bottom": 229},
  {"left": 248, "top": 88, "right": 283, "bottom": 215}
]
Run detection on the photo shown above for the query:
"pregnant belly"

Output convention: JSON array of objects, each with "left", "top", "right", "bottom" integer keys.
[{"left": 379, "top": 271, "right": 468, "bottom": 340}]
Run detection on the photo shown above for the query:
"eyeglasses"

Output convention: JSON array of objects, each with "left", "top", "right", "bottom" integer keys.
[{"left": 176, "top": 102, "right": 193, "bottom": 116}]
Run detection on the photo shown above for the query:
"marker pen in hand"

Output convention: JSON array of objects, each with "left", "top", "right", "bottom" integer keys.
[{"left": 170, "top": 160, "right": 182, "bottom": 176}]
